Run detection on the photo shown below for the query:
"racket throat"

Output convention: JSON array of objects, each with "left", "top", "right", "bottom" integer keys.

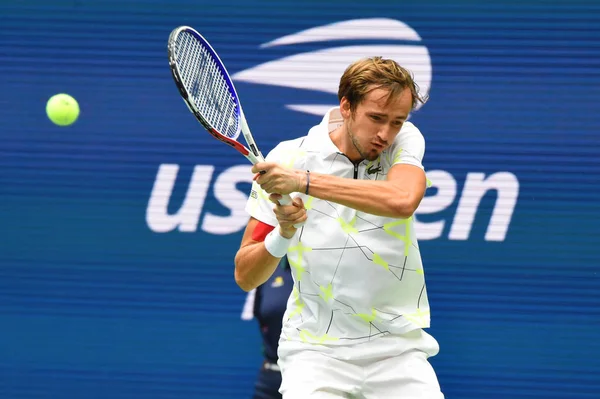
[{"left": 249, "top": 144, "right": 262, "bottom": 158}]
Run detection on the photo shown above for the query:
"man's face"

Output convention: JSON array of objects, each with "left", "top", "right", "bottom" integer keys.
[{"left": 341, "top": 86, "right": 412, "bottom": 162}]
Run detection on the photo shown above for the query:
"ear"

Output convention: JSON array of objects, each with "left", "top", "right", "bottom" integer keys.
[{"left": 339, "top": 97, "right": 351, "bottom": 119}]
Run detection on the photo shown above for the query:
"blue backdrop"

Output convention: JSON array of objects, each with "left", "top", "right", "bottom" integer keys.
[{"left": 1, "top": 1, "right": 599, "bottom": 398}]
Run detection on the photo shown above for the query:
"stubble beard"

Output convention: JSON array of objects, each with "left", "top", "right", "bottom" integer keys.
[{"left": 348, "top": 124, "right": 379, "bottom": 162}]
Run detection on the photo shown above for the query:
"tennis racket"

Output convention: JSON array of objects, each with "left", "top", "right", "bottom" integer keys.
[{"left": 167, "top": 26, "right": 292, "bottom": 206}]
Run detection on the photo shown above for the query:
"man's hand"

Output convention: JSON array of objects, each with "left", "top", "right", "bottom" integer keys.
[
  {"left": 252, "top": 162, "right": 305, "bottom": 196},
  {"left": 269, "top": 194, "right": 307, "bottom": 238}
]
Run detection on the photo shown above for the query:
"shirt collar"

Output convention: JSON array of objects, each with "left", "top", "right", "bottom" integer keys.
[{"left": 302, "top": 107, "right": 344, "bottom": 157}]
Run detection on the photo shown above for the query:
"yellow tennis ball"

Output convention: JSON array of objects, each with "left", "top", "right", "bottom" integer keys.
[{"left": 46, "top": 93, "right": 80, "bottom": 126}]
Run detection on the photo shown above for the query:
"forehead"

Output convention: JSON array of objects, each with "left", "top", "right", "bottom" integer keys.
[{"left": 358, "top": 87, "right": 412, "bottom": 117}]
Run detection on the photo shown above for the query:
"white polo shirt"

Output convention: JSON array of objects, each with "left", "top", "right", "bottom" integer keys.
[{"left": 245, "top": 107, "right": 431, "bottom": 347}]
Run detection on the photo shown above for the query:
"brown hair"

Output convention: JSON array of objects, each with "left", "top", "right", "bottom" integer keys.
[{"left": 337, "top": 56, "right": 426, "bottom": 112}]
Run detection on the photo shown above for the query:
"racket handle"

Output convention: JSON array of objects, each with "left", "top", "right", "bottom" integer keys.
[{"left": 277, "top": 194, "right": 293, "bottom": 206}]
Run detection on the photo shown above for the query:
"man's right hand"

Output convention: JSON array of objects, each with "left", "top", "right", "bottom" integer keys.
[{"left": 269, "top": 194, "right": 307, "bottom": 238}]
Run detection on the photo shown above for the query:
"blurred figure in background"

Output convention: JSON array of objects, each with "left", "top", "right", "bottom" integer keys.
[{"left": 241, "top": 256, "right": 293, "bottom": 399}]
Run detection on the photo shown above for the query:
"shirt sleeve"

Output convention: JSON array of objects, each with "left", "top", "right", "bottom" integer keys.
[{"left": 387, "top": 121, "right": 426, "bottom": 170}]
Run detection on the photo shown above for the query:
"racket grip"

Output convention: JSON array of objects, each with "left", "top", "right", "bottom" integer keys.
[
  {"left": 277, "top": 195, "right": 293, "bottom": 206},
  {"left": 277, "top": 194, "right": 305, "bottom": 228}
]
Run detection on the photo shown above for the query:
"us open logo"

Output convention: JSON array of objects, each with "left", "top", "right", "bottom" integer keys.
[
  {"left": 232, "top": 18, "right": 432, "bottom": 117},
  {"left": 146, "top": 19, "right": 519, "bottom": 241}
]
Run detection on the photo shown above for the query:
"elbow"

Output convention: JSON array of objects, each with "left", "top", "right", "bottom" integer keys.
[
  {"left": 392, "top": 197, "right": 420, "bottom": 219},
  {"left": 234, "top": 268, "right": 254, "bottom": 292},
  {"left": 234, "top": 254, "right": 255, "bottom": 292},
  {"left": 395, "top": 208, "right": 416, "bottom": 219}
]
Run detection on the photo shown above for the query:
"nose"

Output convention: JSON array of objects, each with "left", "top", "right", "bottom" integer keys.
[{"left": 377, "top": 126, "right": 395, "bottom": 145}]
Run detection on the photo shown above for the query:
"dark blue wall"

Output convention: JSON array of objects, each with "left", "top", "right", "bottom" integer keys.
[{"left": 1, "top": 1, "right": 599, "bottom": 398}]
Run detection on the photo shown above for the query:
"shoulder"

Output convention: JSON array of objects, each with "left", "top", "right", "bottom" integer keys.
[
  {"left": 265, "top": 136, "right": 308, "bottom": 160},
  {"left": 395, "top": 121, "right": 425, "bottom": 147},
  {"left": 265, "top": 136, "right": 310, "bottom": 168},
  {"left": 393, "top": 121, "right": 425, "bottom": 154},
  {"left": 382, "top": 121, "right": 426, "bottom": 166}
]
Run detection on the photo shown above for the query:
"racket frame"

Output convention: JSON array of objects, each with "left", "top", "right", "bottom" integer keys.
[
  {"left": 167, "top": 26, "right": 264, "bottom": 165},
  {"left": 167, "top": 26, "right": 297, "bottom": 208}
]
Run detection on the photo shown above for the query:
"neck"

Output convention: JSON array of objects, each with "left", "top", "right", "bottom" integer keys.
[{"left": 330, "top": 125, "right": 363, "bottom": 163}]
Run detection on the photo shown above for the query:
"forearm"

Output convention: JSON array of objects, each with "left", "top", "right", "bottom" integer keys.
[
  {"left": 306, "top": 172, "right": 415, "bottom": 218},
  {"left": 234, "top": 242, "right": 282, "bottom": 292}
]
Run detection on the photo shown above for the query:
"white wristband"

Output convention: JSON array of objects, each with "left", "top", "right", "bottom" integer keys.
[{"left": 264, "top": 229, "right": 292, "bottom": 258}]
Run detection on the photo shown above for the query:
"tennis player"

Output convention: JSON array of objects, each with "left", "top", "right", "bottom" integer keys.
[{"left": 235, "top": 56, "right": 444, "bottom": 398}]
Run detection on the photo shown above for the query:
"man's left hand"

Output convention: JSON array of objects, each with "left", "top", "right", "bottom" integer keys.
[{"left": 252, "top": 162, "right": 304, "bottom": 195}]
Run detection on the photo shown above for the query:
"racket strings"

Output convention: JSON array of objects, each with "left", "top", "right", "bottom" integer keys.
[{"left": 175, "top": 32, "right": 239, "bottom": 139}]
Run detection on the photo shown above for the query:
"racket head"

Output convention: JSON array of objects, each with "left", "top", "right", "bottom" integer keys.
[
  {"left": 167, "top": 26, "right": 296, "bottom": 211},
  {"left": 168, "top": 26, "right": 251, "bottom": 157}
]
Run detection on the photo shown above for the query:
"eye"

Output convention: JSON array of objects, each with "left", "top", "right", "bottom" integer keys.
[
  {"left": 370, "top": 115, "right": 382, "bottom": 122},
  {"left": 393, "top": 120, "right": 404, "bottom": 127}
]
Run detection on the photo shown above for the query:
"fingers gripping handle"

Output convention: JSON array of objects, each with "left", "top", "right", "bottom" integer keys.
[
  {"left": 254, "top": 164, "right": 293, "bottom": 206},
  {"left": 278, "top": 194, "right": 304, "bottom": 228},
  {"left": 252, "top": 158, "right": 302, "bottom": 227}
]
